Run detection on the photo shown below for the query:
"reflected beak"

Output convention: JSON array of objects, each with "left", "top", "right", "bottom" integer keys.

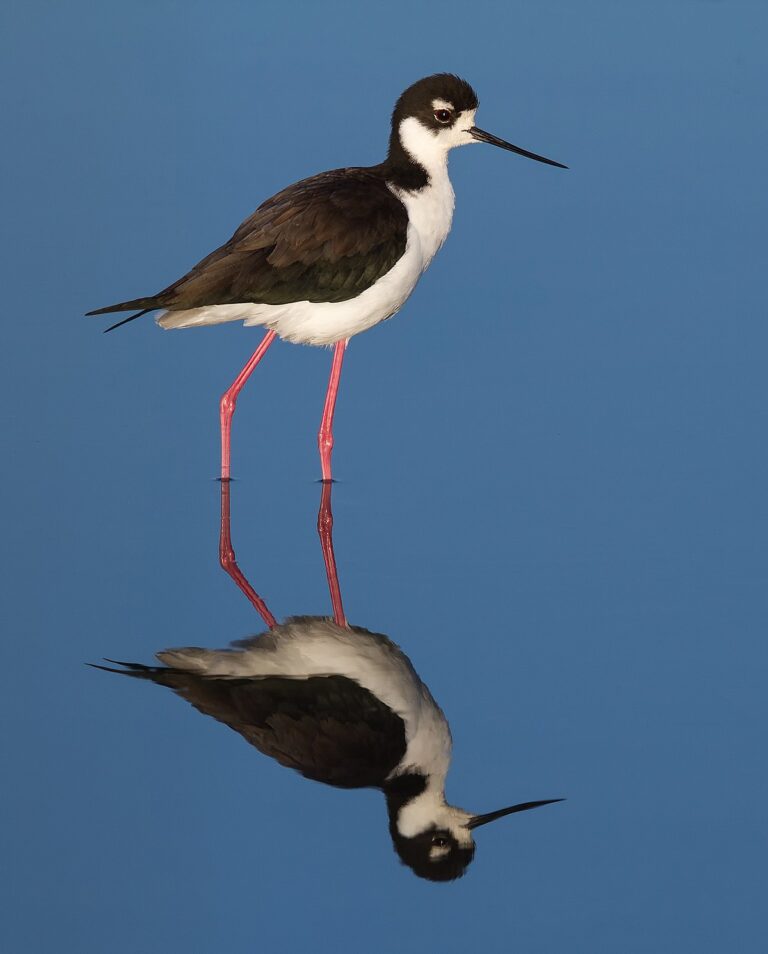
[
  {"left": 469, "top": 127, "right": 567, "bottom": 169},
  {"left": 467, "top": 798, "right": 564, "bottom": 829}
]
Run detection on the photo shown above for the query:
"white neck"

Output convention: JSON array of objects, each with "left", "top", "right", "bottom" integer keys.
[
  {"left": 390, "top": 119, "right": 456, "bottom": 268},
  {"left": 397, "top": 117, "right": 451, "bottom": 180}
]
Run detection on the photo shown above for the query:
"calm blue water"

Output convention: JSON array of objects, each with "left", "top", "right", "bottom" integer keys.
[{"left": 2, "top": 2, "right": 767, "bottom": 951}]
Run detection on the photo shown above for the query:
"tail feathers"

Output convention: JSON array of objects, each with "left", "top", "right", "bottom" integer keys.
[
  {"left": 86, "top": 297, "right": 161, "bottom": 333},
  {"left": 102, "top": 309, "right": 151, "bottom": 333},
  {"left": 87, "top": 658, "right": 159, "bottom": 679},
  {"left": 88, "top": 651, "right": 215, "bottom": 678},
  {"left": 86, "top": 297, "right": 159, "bottom": 316},
  {"left": 87, "top": 658, "right": 192, "bottom": 692}
]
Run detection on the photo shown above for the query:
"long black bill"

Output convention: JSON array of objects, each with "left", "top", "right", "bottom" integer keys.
[
  {"left": 467, "top": 798, "right": 564, "bottom": 830},
  {"left": 470, "top": 127, "right": 567, "bottom": 169}
]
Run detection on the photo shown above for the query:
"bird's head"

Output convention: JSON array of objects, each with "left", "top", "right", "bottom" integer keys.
[
  {"left": 389, "top": 802, "right": 477, "bottom": 882},
  {"left": 384, "top": 774, "right": 562, "bottom": 881},
  {"left": 389, "top": 73, "right": 566, "bottom": 177}
]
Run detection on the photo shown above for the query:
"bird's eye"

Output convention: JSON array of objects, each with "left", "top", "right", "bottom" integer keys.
[
  {"left": 434, "top": 109, "right": 452, "bottom": 124},
  {"left": 432, "top": 836, "right": 449, "bottom": 848}
]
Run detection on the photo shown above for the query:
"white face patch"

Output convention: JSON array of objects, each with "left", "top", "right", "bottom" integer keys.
[
  {"left": 398, "top": 108, "right": 478, "bottom": 174},
  {"left": 431, "top": 98, "right": 455, "bottom": 112},
  {"left": 396, "top": 788, "right": 475, "bottom": 847}
]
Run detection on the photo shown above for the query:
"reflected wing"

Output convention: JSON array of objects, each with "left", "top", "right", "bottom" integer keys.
[
  {"left": 103, "top": 663, "right": 407, "bottom": 789},
  {"left": 158, "top": 169, "right": 409, "bottom": 308}
]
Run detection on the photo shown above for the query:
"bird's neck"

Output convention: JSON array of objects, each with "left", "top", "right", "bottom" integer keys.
[
  {"left": 380, "top": 145, "right": 429, "bottom": 191},
  {"left": 384, "top": 772, "right": 475, "bottom": 842},
  {"left": 383, "top": 772, "right": 444, "bottom": 834},
  {"left": 382, "top": 118, "right": 450, "bottom": 192},
  {"left": 383, "top": 771, "right": 429, "bottom": 813}
]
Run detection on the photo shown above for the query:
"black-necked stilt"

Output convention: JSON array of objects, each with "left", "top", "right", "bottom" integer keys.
[
  {"left": 92, "top": 483, "right": 562, "bottom": 880},
  {"left": 87, "top": 74, "right": 566, "bottom": 481}
]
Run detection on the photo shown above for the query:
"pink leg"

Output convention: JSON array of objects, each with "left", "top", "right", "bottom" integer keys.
[
  {"left": 317, "top": 481, "right": 347, "bottom": 628},
  {"left": 318, "top": 340, "right": 347, "bottom": 482},
  {"left": 219, "top": 480, "right": 277, "bottom": 628},
  {"left": 219, "top": 330, "right": 277, "bottom": 481}
]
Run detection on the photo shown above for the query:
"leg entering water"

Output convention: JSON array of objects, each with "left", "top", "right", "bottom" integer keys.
[
  {"left": 317, "top": 481, "right": 347, "bottom": 628},
  {"left": 219, "top": 480, "right": 277, "bottom": 628},
  {"left": 317, "top": 339, "right": 347, "bottom": 482},
  {"left": 219, "top": 329, "right": 276, "bottom": 481}
]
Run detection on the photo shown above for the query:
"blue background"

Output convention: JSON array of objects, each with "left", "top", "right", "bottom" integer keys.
[{"left": 2, "top": 1, "right": 767, "bottom": 951}]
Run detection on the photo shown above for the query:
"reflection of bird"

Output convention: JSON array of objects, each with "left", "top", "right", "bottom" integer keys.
[
  {"left": 95, "top": 620, "right": 560, "bottom": 881},
  {"left": 87, "top": 74, "right": 565, "bottom": 481},
  {"left": 93, "top": 484, "right": 561, "bottom": 881}
]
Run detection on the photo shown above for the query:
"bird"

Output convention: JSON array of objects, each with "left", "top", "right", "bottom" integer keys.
[
  {"left": 87, "top": 73, "right": 566, "bottom": 481},
  {"left": 92, "top": 482, "right": 562, "bottom": 881},
  {"left": 94, "top": 627, "right": 561, "bottom": 882}
]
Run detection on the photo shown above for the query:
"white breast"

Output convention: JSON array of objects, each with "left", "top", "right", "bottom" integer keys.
[{"left": 390, "top": 164, "right": 455, "bottom": 270}]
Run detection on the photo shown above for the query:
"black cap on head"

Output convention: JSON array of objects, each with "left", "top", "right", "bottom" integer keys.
[
  {"left": 389, "top": 827, "right": 476, "bottom": 882},
  {"left": 392, "top": 73, "right": 479, "bottom": 127}
]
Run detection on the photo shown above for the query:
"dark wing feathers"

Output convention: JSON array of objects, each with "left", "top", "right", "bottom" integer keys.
[
  {"left": 234, "top": 676, "right": 406, "bottom": 787},
  {"left": 105, "top": 664, "right": 406, "bottom": 790},
  {"left": 89, "top": 169, "right": 408, "bottom": 316}
]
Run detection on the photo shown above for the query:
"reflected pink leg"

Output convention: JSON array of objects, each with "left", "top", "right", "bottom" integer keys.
[
  {"left": 219, "top": 480, "right": 277, "bottom": 628},
  {"left": 317, "top": 481, "right": 347, "bottom": 628},
  {"left": 317, "top": 340, "right": 347, "bottom": 482},
  {"left": 219, "top": 330, "right": 277, "bottom": 481}
]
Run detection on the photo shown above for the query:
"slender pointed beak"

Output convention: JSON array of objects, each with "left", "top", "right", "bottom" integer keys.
[
  {"left": 467, "top": 798, "right": 564, "bottom": 829},
  {"left": 469, "top": 127, "right": 567, "bottom": 169}
]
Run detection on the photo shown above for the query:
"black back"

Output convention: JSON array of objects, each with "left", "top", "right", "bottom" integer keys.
[
  {"left": 88, "top": 168, "right": 409, "bottom": 317},
  {"left": 162, "top": 169, "right": 410, "bottom": 308},
  {"left": 104, "top": 663, "right": 408, "bottom": 789}
]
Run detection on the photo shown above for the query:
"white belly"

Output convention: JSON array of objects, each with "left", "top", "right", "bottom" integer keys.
[{"left": 156, "top": 174, "right": 455, "bottom": 347}]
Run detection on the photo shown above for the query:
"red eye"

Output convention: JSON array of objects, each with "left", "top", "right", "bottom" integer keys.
[{"left": 434, "top": 109, "right": 452, "bottom": 124}]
